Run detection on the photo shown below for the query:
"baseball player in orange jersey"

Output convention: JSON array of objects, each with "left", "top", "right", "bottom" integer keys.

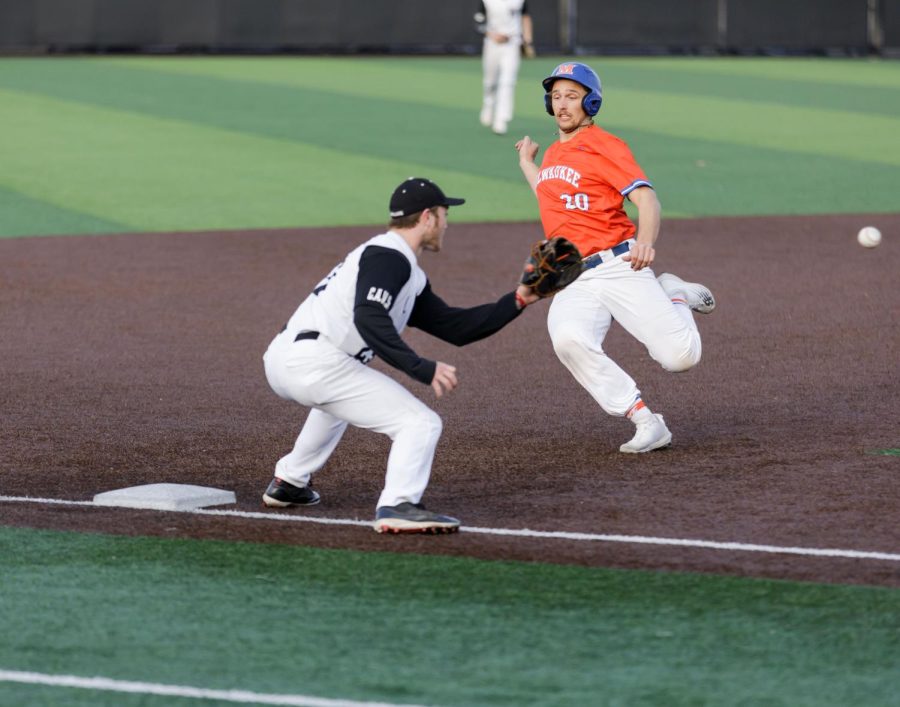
[{"left": 515, "top": 62, "right": 716, "bottom": 453}]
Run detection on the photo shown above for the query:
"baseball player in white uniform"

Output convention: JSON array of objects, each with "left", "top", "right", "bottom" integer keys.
[
  {"left": 262, "top": 177, "right": 539, "bottom": 534},
  {"left": 475, "top": 0, "right": 535, "bottom": 135}
]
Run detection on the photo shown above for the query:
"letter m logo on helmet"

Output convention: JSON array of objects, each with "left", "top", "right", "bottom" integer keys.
[{"left": 542, "top": 62, "right": 603, "bottom": 117}]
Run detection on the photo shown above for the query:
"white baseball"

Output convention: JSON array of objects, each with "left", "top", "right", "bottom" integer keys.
[{"left": 857, "top": 226, "right": 881, "bottom": 248}]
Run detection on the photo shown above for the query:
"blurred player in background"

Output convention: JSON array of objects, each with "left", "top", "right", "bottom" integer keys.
[
  {"left": 515, "top": 62, "right": 716, "bottom": 454},
  {"left": 475, "top": 0, "right": 535, "bottom": 136}
]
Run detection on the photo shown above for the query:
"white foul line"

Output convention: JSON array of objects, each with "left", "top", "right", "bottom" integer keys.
[
  {"left": 1, "top": 494, "right": 898, "bottom": 562},
  {"left": 0, "top": 669, "right": 426, "bottom": 706}
]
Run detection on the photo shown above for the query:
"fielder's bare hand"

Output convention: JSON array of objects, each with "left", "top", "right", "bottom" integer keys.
[
  {"left": 431, "top": 362, "right": 458, "bottom": 398},
  {"left": 515, "top": 283, "right": 541, "bottom": 308}
]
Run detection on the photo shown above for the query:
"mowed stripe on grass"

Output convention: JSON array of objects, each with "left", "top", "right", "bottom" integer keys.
[{"left": 1, "top": 56, "right": 899, "bottom": 237}]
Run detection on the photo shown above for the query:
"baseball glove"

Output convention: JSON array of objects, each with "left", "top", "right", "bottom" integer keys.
[{"left": 520, "top": 237, "right": 584, "bottom": 297}]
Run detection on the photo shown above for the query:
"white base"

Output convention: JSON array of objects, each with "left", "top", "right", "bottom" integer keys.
[{"left": 92, "top": 483, "right": 236, "bottom": 511}]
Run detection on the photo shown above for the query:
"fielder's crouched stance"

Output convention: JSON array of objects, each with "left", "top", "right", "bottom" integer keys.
[{"left": 262, "top": 178, "right": 540, "bottom": 534}]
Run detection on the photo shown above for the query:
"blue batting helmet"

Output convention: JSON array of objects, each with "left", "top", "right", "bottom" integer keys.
[{"left": 542, "top": 62, "right": 603, "bottom": 116}]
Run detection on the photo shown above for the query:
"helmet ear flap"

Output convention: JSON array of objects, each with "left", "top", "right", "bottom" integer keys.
[
  {"left": 582, "top": 93, "right": 602, "bottom": 116},
  {"left": 544, "top": 93, "right": 554, "bottom": 116}
]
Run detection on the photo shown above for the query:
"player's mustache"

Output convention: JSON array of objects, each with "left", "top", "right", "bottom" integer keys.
[{"left": 557, "top": 118, "right": 593, "bottom": 134}]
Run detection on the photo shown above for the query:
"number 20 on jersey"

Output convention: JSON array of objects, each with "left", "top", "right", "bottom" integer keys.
[{"left": 560, "top": 193, "right": 590, "bottom": 211}]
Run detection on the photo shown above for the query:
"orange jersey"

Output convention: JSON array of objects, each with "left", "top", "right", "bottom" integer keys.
[{"left": 535, "top": 124, "right": 652, "bottom": 256}]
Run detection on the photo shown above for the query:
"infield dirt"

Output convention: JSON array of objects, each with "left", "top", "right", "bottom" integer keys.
[{"left": 1, "top": 214, "right": 898, "bottom": 587}]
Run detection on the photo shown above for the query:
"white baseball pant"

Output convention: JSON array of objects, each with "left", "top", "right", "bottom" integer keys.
[
  {"left": 481, "top": 38, "right": 521, "bottom": 129},
  {"left": 263, "top": 333, "right": 442, "bottom": 509},
  {"left": 547, "top": 257, "right": 702, "bottom": 417}
]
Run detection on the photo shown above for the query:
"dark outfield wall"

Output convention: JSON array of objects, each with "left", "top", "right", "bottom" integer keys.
[
  {"left": 0, "top": 0, "right": 896, "bottom": 55},
  {"left": 0, "top": 0, "right": 544, "bottom": 53}
]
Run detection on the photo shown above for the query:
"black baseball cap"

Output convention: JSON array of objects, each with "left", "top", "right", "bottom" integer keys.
[{"left": 389, "top": 177, "right": 465, "bottom": 218}]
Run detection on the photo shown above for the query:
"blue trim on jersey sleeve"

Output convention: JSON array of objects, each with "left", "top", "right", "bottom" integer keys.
[{"left": 621, "top": 179, "right": 653, "bottom": 196}]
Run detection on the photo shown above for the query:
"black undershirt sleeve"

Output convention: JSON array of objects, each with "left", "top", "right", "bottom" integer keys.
[
  {"left": 353, "top": 246, "right": 436, "bottom": 385},
  {"left": 408, "top": 283, "right": 522, "bottom": 346}
]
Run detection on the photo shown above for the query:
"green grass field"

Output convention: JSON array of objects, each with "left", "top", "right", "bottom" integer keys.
[
  {"left": 1, "top": 56, "right": 898, "bottom": 237},
  {"left": 2, "top": 527, "right": 899, "bottom": 707},
  {"left": 1, "top": 56, "right": 899, "bottom": 705}
]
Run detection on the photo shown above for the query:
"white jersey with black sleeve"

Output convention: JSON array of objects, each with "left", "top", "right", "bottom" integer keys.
[{"left": 281, "top": 230, "right": 522, "bottom": 386}]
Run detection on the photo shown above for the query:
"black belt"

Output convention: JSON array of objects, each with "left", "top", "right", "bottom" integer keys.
[
  {"left": 292, "top": 330, "right": 372, "bottom": 363},
  {"left": 582, "top": 239, "right": 633, "bottom": 270}
]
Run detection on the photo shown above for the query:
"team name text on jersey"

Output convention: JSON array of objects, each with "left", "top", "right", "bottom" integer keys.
[
  {"left": 536, "top": 165, "right": 582, "bottom": 189},
  {"left": 367, "top": 287, "right": 393, "bottom": 310}
]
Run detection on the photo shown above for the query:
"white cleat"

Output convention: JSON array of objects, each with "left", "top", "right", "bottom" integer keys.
[
  {"left": 658, "top": 273, "right": 716, "bottom": 314},
  {"left": 479, "top": 108, "right": 492, "bottom": 128},
  {"left": 620, "top": 414, "right": 672, "bottom": 453},
  {"left": 492, "top": 121, "right": 508, "bottom": 135}
]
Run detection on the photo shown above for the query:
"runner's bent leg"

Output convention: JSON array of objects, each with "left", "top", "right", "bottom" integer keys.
[
  {"left": 547, "top": 276, "right": 642, "bottom": 417},
  {"left": 603, "top": 264, "right": 702, "bottom": 372}
]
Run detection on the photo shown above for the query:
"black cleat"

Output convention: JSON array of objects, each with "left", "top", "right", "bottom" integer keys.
[
  {"left": 262, "top": 477, "right": 320, "bottom": 508},
  {"left": 373, "top": 502, "right": 460, "bottom": 534}
]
